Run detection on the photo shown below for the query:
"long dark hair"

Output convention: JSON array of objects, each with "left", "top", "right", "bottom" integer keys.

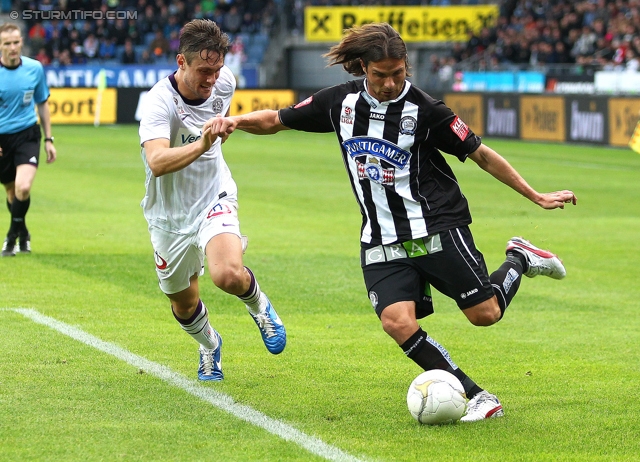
[
  {"left": 178, "top": 19, "right": 230, "bottom": 65},
  {"left": 323, "top": 23, "right": 411, "bottom": 76}
]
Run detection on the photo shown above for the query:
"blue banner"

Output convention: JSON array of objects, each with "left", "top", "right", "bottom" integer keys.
[
  {"left": 462, "top": 71, "right": 545, "bottom": 93},
  {"left": 44, "top": 64, "right": 259, "bottom": 88}
]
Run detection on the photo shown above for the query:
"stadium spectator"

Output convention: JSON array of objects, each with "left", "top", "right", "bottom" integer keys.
[
  {"left": 223, "top": 5, "right": 242, "bottom": 34},
  {"left": 27, "top": 22, "right": 46, "bottom": 52},
  {"left": 98, "top": 37, "right": 117, "bottom": 61},
  {"left": 54, "top": 49, "right": 72, "bottom": 66},
  {"left": 121, "top": 38, "right": 137, "bottom": 64},
  {"left": 225, "top": 36, "right": 246, "bottom": 88},
  {"left": 109, "top": 18, "right": 130, "bottom": 46},
  {"left": 148, "top": 30, "right": 171, "bottom": 60},
  {"left": 168, "top": 30, "right": 180, "bottom": 56},
  {"left": 69, "top": 40, "right": 87, "bottom": 64},
  {"left": 34, "top": 46, "right": 50, "bottom": 65},
  {"left": 83, "top": 33, "right": 99, "bottom": 60},
  {"left": 138, "top": 19, "right": 287, "bottom": 382},
  {"left": 0, "top": 23, "right": 57, "bottom": 257},
  {"left": 625, "top": 48, "right": 640, "bottom": 71},
  {"left": 139, "top": 48, "right": 155, "bottom": 64},
  {"left": 139, "top": 4, "right": 161, "bottom": 36},
  {"left": 215, "top": 22, "right": 577, "bottom": 422}
]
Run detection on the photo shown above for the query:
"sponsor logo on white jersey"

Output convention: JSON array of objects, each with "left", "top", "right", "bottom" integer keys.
[{"left": 175, "top": 127, "right": 202, "bottom": 146}]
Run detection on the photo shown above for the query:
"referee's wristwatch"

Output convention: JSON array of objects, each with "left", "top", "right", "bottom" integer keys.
[{"left": 44, "top": 137, "right": 54, "bottom": 143}]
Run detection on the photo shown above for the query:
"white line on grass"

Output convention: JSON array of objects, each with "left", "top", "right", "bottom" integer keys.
[{"left": 12, "top": 308, "right": 367, "bottom": 462}]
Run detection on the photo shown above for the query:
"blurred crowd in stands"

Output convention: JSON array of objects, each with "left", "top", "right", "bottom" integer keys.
[
  {"left": 10, "top": 0, "right": 640, "bottom": 74},
  {"left": 14, "top": 0, "right": 276, "bottom": 69},
  {"left": 426, "top": 0, "right": 640, "bottom": 75}
]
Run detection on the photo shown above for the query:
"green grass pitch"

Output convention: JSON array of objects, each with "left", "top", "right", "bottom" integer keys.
[{"left": 1, "top": 124, "right": 639, "bottom": 461}]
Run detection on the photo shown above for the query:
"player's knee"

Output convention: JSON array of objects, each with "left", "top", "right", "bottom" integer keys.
[
  {"left": 13, "top": 184, "right": 31, "bottom": 200},
  {"left": 464, "top": 304, "right": 501, "bottom": 326},
  {"left": 380, "top": 311, "right": 414, "bottom": 339},
  {"left": 211, "top": 265, "right": 246, "bottom": 293},
  {"left": 171, "top": 300, "right": 198, "bottom": 319}
]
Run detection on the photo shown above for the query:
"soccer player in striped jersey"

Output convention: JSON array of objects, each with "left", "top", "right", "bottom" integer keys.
[
  {"left": 213, "top": 22, "right": 577, "bottom": 421},
  {"left": 138, "top": 19, "right": 286, "bottom": 382},
  {"left": 0, "top": 23, "right": 57, "bottom": 257}
]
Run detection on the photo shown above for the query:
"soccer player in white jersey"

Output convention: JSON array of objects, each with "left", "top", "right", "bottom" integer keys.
[
  {"left": 138, "top": 19, "right": 286, "bottom": 381},
  {"left": 212, "top": 23, "right": 577, "bottom": 419},
  {"left": 0, "top": 23, "right": 57, "bottom": 257}
]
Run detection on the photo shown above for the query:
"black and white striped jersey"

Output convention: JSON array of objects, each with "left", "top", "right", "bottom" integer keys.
[{"left": 279, "top": 79, "right": 482, "bottom": 246}]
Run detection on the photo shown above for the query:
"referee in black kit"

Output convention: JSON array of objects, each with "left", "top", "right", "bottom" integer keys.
[{"left": 212, "top": 22, "right": 577, "bottom": 422}]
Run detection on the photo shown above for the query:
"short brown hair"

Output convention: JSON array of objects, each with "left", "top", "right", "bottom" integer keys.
[
  {"left": 0, "top": 23, "right": 21, "bottom": 36},
  {"left": 178, "top": 19, "right": 229, "bottom": 65},
  {"left": 324, "top": 23, "right": 411, "bottom": 77}
]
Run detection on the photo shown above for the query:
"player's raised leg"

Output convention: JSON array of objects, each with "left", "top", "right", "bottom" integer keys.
[{"left": 205, "top": 230, "right": 286, "bottom": 354}]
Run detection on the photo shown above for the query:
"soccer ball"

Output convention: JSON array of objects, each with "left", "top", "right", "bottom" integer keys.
[{"left": 406, "top": 369, "right": 467, "bottom": 425}]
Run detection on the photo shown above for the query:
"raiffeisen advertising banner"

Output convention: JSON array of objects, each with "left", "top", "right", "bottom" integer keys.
[{"left": 304, "top": 5, "right": 499, "bottom": 42}]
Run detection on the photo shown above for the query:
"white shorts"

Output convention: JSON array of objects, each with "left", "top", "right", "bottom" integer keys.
[{"left": 149, "top": 197, "right": 242, "bottom": 295}]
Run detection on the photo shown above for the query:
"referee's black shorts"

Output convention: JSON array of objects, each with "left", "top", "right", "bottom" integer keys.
[
  {"left": 361, "top": 226, "right": 495, "bottom": 319},
  {"left": 0, "top": 123, "right": 41, "bottom": 185}
]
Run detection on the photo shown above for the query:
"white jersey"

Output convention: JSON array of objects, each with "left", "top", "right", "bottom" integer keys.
[{"left": 139, "top": 66, "right": 238, "bottom": 234}]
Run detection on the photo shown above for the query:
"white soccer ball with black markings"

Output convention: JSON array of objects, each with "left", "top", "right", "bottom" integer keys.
[{"left": 406, "top": 369, "right": 467, "bottom": 425}]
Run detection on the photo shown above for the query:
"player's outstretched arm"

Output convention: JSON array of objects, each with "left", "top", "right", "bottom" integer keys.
[
  {"left": 232, "top": 110, "right": 289, "bottom": 135},
  {"left": 468, "top": 143, "right": 577, "bottom": 210}
]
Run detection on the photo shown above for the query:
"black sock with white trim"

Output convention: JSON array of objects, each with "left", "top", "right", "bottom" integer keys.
[
  {"left": 490, "top": 255, "right": 524, "bottom": 318},
  {"left": 401, "top": 328, "right": 483, "bottom": 399}
]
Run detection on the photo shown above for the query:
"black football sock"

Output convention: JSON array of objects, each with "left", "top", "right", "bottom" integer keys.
[
  {"left": 8, "top": 197, "right": 30, "bottom": 237},
  {"left": 6, "top": 199, "right": 11, "bottom": 213},
  {"left": 401, "top": 328, "right": 483, "bottom": 399},
  {"left": 490, "top": 254, "right": 524, "bottom": 318}
]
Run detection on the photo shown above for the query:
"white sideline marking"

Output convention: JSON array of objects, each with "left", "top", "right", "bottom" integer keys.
[{"left": 12, "top": 308, "right": 366, "bottom": 462}]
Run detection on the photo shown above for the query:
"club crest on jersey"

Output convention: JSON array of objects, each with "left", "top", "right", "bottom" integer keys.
[
  {"left": 357, "top": 157, "right": 395, "bottom": 185},
  {"left": 450, "top": 115, "right": 469, "bottom": 140},
  {"left": 399, "top": 116, "right": 417, "bottom": 135},
  {"left": 207, "top": 202, "right": 232, "bottom": 219},
  {"left": 343, "top": 136, "right": 411, "bottom": 169},
  {"left": 341, "top": 106, "right": 354, "bottom": 125},
  {"left": 212, "top": 97, "right": 224, "bottom": 115}
]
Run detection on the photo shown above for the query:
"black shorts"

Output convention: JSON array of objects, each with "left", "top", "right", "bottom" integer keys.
[
  {"left": 0, "top": 124, "right": 41, "bottom": 185},
  {"left": 361, "top": 226, "right": 495, "bottom": 319}
]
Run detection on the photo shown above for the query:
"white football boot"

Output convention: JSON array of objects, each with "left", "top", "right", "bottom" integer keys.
[
  {"left": 506, "top": 237, "right": 566, "bottom": 279},
  {"left": 460, "top": 390, "right": 504, "bottom": 422}
]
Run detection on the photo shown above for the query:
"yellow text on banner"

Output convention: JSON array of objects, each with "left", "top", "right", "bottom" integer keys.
[
  {"left": 49, "top": 88, "right": 117, "bottom": 124},
  {"left": 305, "top": 5, "right": 499, "bottom": 42}
]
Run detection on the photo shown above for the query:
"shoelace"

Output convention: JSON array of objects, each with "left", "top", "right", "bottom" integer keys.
[
  {"left": 468, "top": 392, "right": 490, "bottom": 409},
  {"left": 254, "top": 312, "right": 277, "bottom": 338},
  {"left": 200, "top": 350, "right": 215, "bottom": 375}
]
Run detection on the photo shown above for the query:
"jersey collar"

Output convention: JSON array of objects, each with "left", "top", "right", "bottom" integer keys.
[
  {"left": 0, "top": 57, "right": 22, "bottom": 70},
  {"left": 362, "top": 79, "right": 411, "bottom": 109},
  {"left": 168, "top": 71, "right": 208, "bottom": 106}
]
